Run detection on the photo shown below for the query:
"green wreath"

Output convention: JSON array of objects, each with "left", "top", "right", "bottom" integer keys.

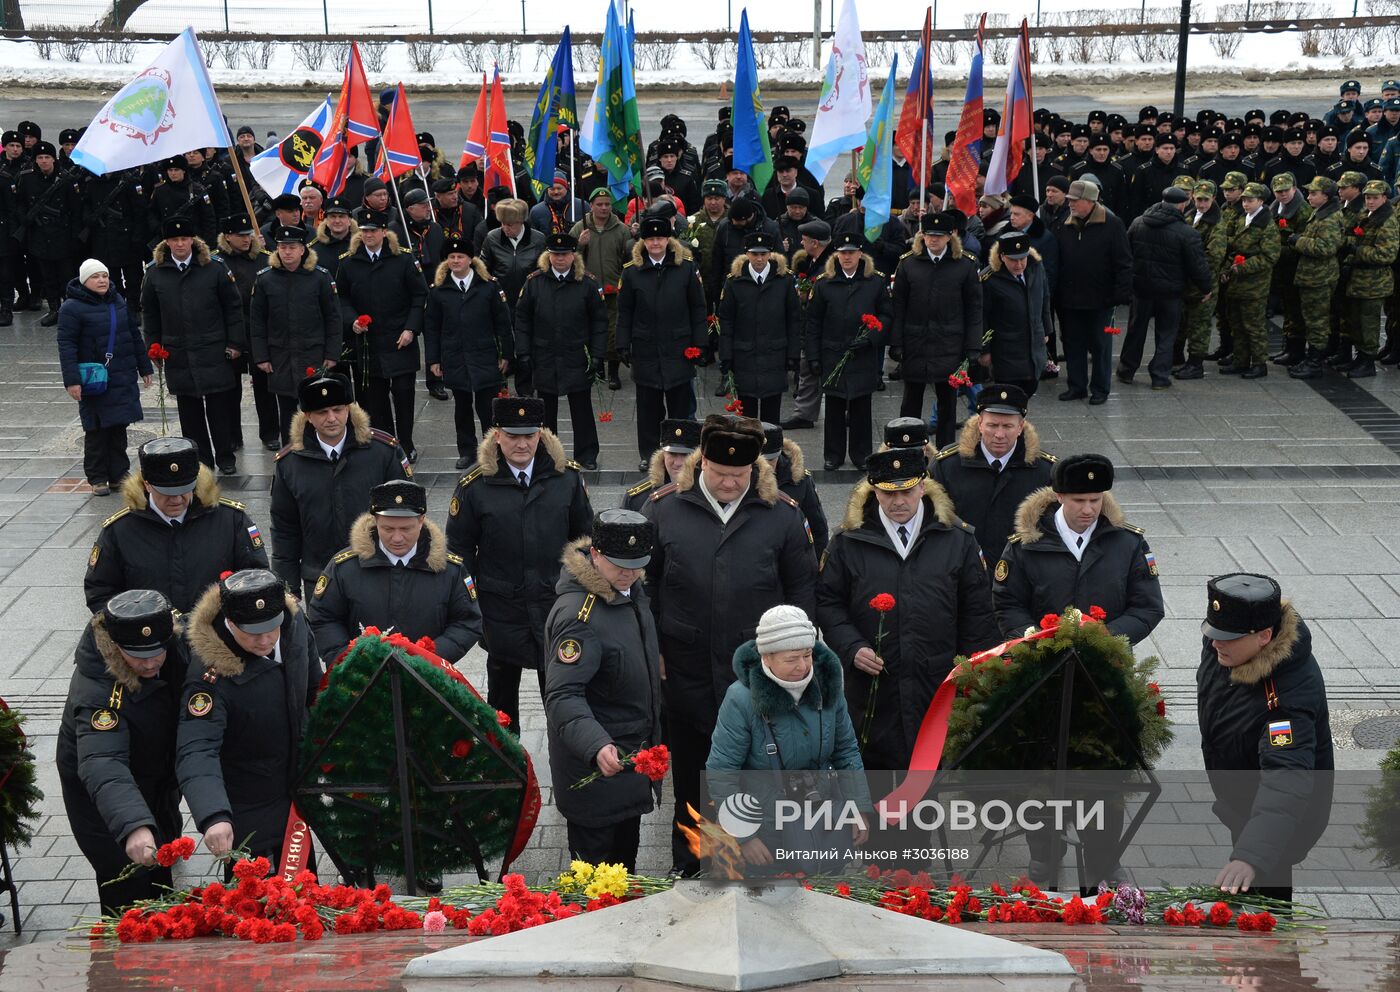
[
  {"left": 1360, "top": 743, "right": 1400, "bottom": 870},
  {"left": 943, "top": 611, "right": 1173, "bottom": 771},
  {"left": 298, "top": 632, "right": 539, "bottom": 879},
  {"left": 0, "top": 701, "right": 42, "bottom": 847}
]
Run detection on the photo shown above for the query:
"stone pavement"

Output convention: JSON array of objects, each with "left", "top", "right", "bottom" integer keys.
[{"left": 3, "top": 306, "right": 1400, "bottom": 949}]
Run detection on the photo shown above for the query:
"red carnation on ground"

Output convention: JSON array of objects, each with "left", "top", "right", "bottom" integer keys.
[
  {"left": 1182, "top": 901, "right": 1206, "bottom": 926},
  {"left": 869, "top": 593, "right": 896, "bottom": 613},
  {"left": 684, "top": 346, "right": 702, "bottom": 360}
]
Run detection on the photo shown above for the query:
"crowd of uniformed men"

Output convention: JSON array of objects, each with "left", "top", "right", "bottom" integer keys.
[{"left": 37, "top": 81, "right": 1348, "bottom": 916}]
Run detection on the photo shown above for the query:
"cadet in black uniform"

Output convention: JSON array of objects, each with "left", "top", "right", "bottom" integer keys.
[
  {"left": 1197, "top": 573, "right": 1334, "bottom": 902},
  {"left": 992, "top": 453, "right": 1165, "bottom": 645},
  {"left": 445, "top": 398, "right": 594, "bottom": 727},
  {"left": 177, "top": 569, "right": 322, "bottom": 870},
  {"left": 930, "top": 384, "right": 1057, "bottom": 569},
  {"left": 307, "top": 479, "right": 482, "bottom": 665},
  {"left": 58, "top": 590, "right": 186, "bottom": 914},
  {"left": 84, "top": 437, "right": 268, "bottom": 614},
  {"left": 621, "top": 418, "right": 700, "bottom": 512},
  {"left": 544, "top": 510, "right": 664, "bottom": 870},
  {"left": 270, "top": 371, "right": 410, "bottom": 598},
  {"left": 761, "top": 422, "right": 828, "bottom": 560},
  {"left": 15, "top": 140, "right": 82, "bottom": 325}
]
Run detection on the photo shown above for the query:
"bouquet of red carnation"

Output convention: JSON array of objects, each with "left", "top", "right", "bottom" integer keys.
[
  {"left": 858, "top": 594, "right": 896, "bottom": 749},
  {"left": 1103, "top": 326, "right": 1123, "bottom": 336},
  {"left": 824, "top": 313, "right": 883, "bottom": 387},
  {"left": 684, "top": 346, "right": 703, "bottom": 361},
  {"left": 586, "top": 346, "right": 615, "bottom": 424},
  {"left": 155, "top": 836, "right": 197, "bottom": 868},
  {"left": 720, "top": 369, "right": 741, "bottom": 415},
  {"left": 147, "top": 343, "right": 171, "bottom": 435},
  {"left": 1354, "top": 225, "right": 1366, "bottom": 237},
  {"left": 947, "top": 359, "right": 973, "bottom": 388},
  {"left": 571, "top": 744, "right": 670, "bottom": 789},
  {"left": 1233, "top": 254, "right": 1246, "bottom": 266}
]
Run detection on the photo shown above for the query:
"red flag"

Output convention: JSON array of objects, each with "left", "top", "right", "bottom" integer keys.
[
  {"left": 945, "top": 14, "right": 986, "bottom": 216},
  {"left": 311, "top": 43, "right": 380, "bottom": 195},
  {"left": 459, "top": 73, "right": 489, "bottom": 169},
  {"left": 896, "top": 7, "right": 935, "bottom": 189},
  {"left": 461, "top": 66, "right": 515, "bottom": 195},
  {"left": 375, "top": 83, "right": 422, "bottom": 181}
]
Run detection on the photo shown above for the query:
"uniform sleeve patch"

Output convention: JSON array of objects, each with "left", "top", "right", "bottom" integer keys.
[
  {"left": 91, "top": 708, "right": 119, "bottom": 731},
  {"left": 1144, "top": 550, "right": 1159, "bottom": 577},
  {"left": 88, "top": 544, "right": 100, "bottom": 568},
  {"left": 247, "top": 524, "right": 263, "bottom": 548},
  {"left": 557, "top": 638, "right": 582, "bottom": 664},
  {"left": 1268, "top": 720, "right": 1293, "bottom": 746},
  {"left": 314, "top": 575, "right": 328, "bottom": 598},
  {"left": 187, "top": 692, "right": 214, "bottom": 717},
  {"left": 449, "top": 495, "right": 460, "bottom": 517},
  {"left": 464, "top": 574, "right": 477, "bottom": 599},
  {"left": 994, "top": 559, "right": 1009, "bottom": 582}
]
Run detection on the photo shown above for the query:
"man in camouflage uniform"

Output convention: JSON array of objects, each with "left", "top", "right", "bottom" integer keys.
[
  {"left": 1287, "top": 176, "right": 1347, "bottom": 379},
  {"left": 1176, "top": 180, "right": 1230, "bottom": 379},
  {"left": 1221, "top": 182, "right": 1281, "bottom": 378},
  {"left": 1338, "top": 179, "right": 1400, "bottom": 378},
  {"left": 1211, "top": 171, "right": 1248, "bottom": 363},
  {"left": 1268, "top": 173, "right": 1313, "bottom": 368},
  {"left": 1328, "top": 170, "right": 1370, "bottom": 365}
]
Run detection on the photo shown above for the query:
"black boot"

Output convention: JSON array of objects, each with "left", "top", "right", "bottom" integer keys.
[
  {"left": 1383, "top": 344, "right": 1400, "bottom": 366},
  {"left": 39, "top": 306, "right": 58, "bottom": 327},
  {"left": 1327, "top": 345, "right": 1356, "bottom": 368},
  {"left": 1217, "top": 356, "right": 1244, "bottom": 375},
  {"left": 607, "top": 360, "right": 621, "bottom": 390},
  {"left": 1240, "top": 363, "right": 1268, "bottom": 379},
  {"left": 1288, "top": 348, "right": 1327, "bottom": 379},
  {"left": 1173, "top": 358, "right": 1204, "bottom": 380},
  {"left": 0, "top": 303, "right": 11, "bottom": 327},
  {"left": 1347, "top": 354, "right": 1377, "bottom": 378},
  {"left": 1271, "top": 342, "right": 1305, "bottom": 367}
]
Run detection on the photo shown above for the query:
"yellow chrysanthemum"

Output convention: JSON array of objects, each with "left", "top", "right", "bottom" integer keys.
[{"left": 583, "top": 862, "right": 629, "bottom": 899}]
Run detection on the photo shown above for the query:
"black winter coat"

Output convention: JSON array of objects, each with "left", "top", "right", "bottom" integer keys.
[
  {"left": 15, "top": 165, "right": 82, "bottom": 260},
  {"left": 931, "top": 417, "right": 1056, "bottom": 566},
  {"left": 891, "top": 234, "right": 983, "bottom": 383},
  {"left": 445, "top": 430, "right": 593, "bottom": 669},
  {"left": 217, "top": 239, "right": 264, "bottom": 319},
  {"left": 805, "top": 254, "right": 892, "bottom": 400},
  {"left": 84, "top": 469, "right": 269, "bottom": 614},
  {"left": 423, "top": 259, "right": 514, "bottom": 393},
  {"left": 57, "top": 616, "right": 186, "bottom": 856},
  {"left": 269, "top": 405, "right": 410, "bottom": 588},
  {"left": 313, "top": 222, "right": 355, "bottom": 282},
  {"left": 544, "top": 539, "right": 663, "bottom": 827},
  {"left": 708, "top": 216, "right": 782, "bottom": 300},
  {"left": 641, "top": 454, "right": 818, "bottom": 732},
  {"left": 991, "top": 487, "right": 1165, "bottom": 644},
  {"left": 772, "top": 440, "right": 829, "bottom": 560},
  {"left": 0, "top": 174, "right": 18, "bottom": 258},
  {"left": 57, "top": 280, "right": 153, "bottom": 432},
  {"left": 1126, "top": 157, "right": 1188, "bottom": 220},
  {"left": 334, "top": 232, "right": 426, "bottom": 379},
  {"left": 816, "top": 480, "right": 1000, "bottom": 770},
  {"left": 1126, "top": 202, "right": 1213, "bottom": 299},
  {"left": 1197, "top": 604, "right": 1335, "bottom": 877},
  {"left": 81, "top": 171, "right": 151, "bottom": 267},
  {"left": 831, "top": 211, "right": 912, "bottom": 276},
  {"left": 149, "top": 178, "right": 216, "bottom": 245},
  {"left": 249, "top": 249, "right": 340, "bottom": 396},
  {"left": 307, "top": 515, "right": 483, "bottom": 664},
  {"left": 980, "top": 248, "right": 1052, "bottom": 383},
  {"left": 141, "top": 239, "right": 245, "bottom": 396},
  {"left": 177, "top": 588, "right": 322, "bottom": 861},
  {"left": 717, "top": 254, "right": 803, "bottom": 398},
  {"left": 616, "top": 238, "right": 709, "bottom": 390},
  {"left": 1054, "top": 203, "right": 1134, "bottom": 311},
  {"left": 514, "top": 253, "right": 608, "bottom": 396},
  {"left": 479, "top": 226, "right": 547, "bottom": 306}
]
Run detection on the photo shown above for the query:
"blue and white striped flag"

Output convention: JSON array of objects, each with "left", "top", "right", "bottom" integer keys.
[{"left": 251, "top": 97, "right": 334, "bottom": 197}]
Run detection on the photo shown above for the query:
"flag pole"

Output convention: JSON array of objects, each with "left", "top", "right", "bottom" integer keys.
[
  {"left": 420, "top": 169, "right": 438, "bottom": 224},
  {"left": 568, "top": 128, "right": 576, "bottom": 223},
  {"left": 226, "top": 146, "right": 261, "bottom": 231},
  {"left": 1023, "top": 24, "right": 1039, "bottom": 196}
]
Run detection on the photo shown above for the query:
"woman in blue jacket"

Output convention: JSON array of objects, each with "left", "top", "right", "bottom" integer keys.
[{"left": 57, "top": 258, "right": 153, "bottom": 495}]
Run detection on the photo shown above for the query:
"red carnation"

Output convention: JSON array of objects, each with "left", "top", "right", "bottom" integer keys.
[
  {"left": 869, "top": 593, "right": 896, "bottom": 613},
  {"left": 1103, "top": 325, "right": 1122, "bottom": 335},
  {"left": 631, "top": 744, "right": 671, "bottom": 781},
  {"left": 305, "top": 366, "right": 316, "bottom": 377},
  {"left": 451, "top": 739, "right": 471, "bottom": 758},
  {"left": 1156, "top": 697, "right": 1167, "bottom": 716},
  {"left": 1039, "top": 613, "right": 1060, "bottom": 630},
  {"left": 860, "top": 313, "right": 883, "bottom": 332},
  {"left": 1087, "top": 605, "right": 1107, "bottom": 621},
  {"left": 496, "top": 389, "right": 510, "bottom": 398},
  {"left": 219, "top": 570, "right": 234, "bottom": 581},
  {"left": 496, "top": 710, "right": 511, "bottom": 728},
  {"left": 355, "top": 314, "right": 372, "bottom": 326},
  {"left": 597, "top": 411, "right": 614, "bottom": 423},
  {"left": 1354, "top": 226, "right": 1366, "bottom": 236},
  {"left": 1182, "top": 902, "right": 1205, "bottom": 926},
  {"left": 1208, "top": 901, "right": 1232, "bottom": 926},
  {"left": 415, "top": 635, "right": 436, "bottom": 654},
  {"left": 1277, "top": 218, "right": 1287, "bottom": 229},
  {"left": 684, "top": 346, "right": 702, "bottom": 360},
  {"left": 1233, "top": 254, "right": 1246, "bottom": 265},
  {"left": 147, "top": 342, "right": 170, "bottom": 361}
]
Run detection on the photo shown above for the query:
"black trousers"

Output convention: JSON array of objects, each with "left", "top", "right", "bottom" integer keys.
[
  {"left": 60, "top": 769, "right": 177, "bottom": 917},
  {"left": 669, "top": 717, "right": 714, "bottom": 873},
  {"left": 486, "top": 655, "right": 547, "bottom": 732},
  {"left": 900, "top": 381, "right": 959, "bottom": 448},
  {"left": 0, "top": 253, "right": 17, "bottom": 308},
  {"left": 1060, "top": 307, "right": 1116, "bottom": 398},
  {"left": 36, "top": 256, "right": 73, "bottom": 309},
  {"left": 567, "top": 816, "right": 642, "bottom": 873},
  {"left": 248, "top": 366, "right": 280, "bottom": 444},
  {"left": 822, "top": 394, "right": 872, "bottom": 468},
  {"left": 101, "top": 259, "right": 145, "bottom": 313},
  {"left": 83, "top": 424, "right": 129, "bottom": 485},
  {"left": 175, "top": 389, "right": 239, "bottom": 468},
  {"left": 275, "top": 395, "right": 298, "bottom": 445},
  {"left": 452, "top": 386, "right": 496, "bottom": 459},
  {"left": 541, "top": 390, "right": 599, "bottom": 464},
  {"left": 736, "top": 393, "right": 782, "bottom": 425},
  {"left": 364, "top": 373, "right": 416, "bottom": 453},
  {"left": 636, "top": 382, "right": 694, "bottom": 459},
  {"left": 1119, "top": 296, "right": 1183, "bottom": 384}
]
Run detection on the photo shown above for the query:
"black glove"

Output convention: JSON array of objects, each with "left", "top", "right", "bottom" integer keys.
[
  {"left": 786, "top": 358, "right": 801, "bottom": 373},
  {"left": 850, "top": 336, "right": 873, "bottom": 351},
  {"left": 588, "top": 359, "right": 604, "bottom": 381},
  {"left": 697, "top": 351, "right": 713, "bottom": 368},
  {"left": 806, "top": 360, "right": 821, "bottom": 378},
  {"left": 719, "top": 360, "right": 732, "bottom": 374},
  {"left": 514, "top": 356, "right": 532, "bottom": 378},
  {"left": 1286, "top": 232, "right": 1299, "bottom": 246},
  {"left": 1340, "top": 241, "right": 1356, "bottom": 258},
  {"left": 888, "top": 346, "right": 904, "bottom": 362},
  {"left": 617, "top": 349, "right": 631, "bottom": 367}
]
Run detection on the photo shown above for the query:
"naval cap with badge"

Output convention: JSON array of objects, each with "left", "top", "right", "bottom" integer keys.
[
  {"left": 139, "top": 437, "right": 200, "bottom": 495},
  {"left": 660, "top": 418, "right": 702, "bottom": 454},
  {"left": 492, "top": 396, "right": 545, "bottom": 435},
  {"left": 371, "top": 479, "right": 427, "bottom": 517},
  {"left": 1202, "top": 573, "right": 1283, "bottom": 641},
  {"left": 699, "top": 414, "right": 764, "bottom": 466},
  {"left": 1052, "top": 453, "right": 1114, "bottom": 494},
  {"left": 592, "top": 508, "right": 655, "bottom": 568},
  {"left": 977, "top": 382, "right": 1029, "bottom": 418},
  {"left": 297, "top": 370, "right": 353, "bottom": 413},
  {"left": 883, "top": 416, "right": 930, "bottom": 448},
  {"left": 866, "top": 447, "right": 926, "bottom": 491},
  {"left": 103, "top": 588, "right": 176, "bottom": 658},
  {"left": 220, "top": 569, "right": 286, "bottom": 634}
]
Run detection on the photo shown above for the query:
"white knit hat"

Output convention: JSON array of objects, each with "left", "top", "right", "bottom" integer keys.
[
  {"left": 78, "top": 258, "right": 109, "bottom": 284},
  {"left": 755, "top": 605, "right": 816, "bottom": 654}
]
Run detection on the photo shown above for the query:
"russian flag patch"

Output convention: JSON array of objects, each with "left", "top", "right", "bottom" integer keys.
[
  {"left": 464, "top": 574, "right": 477, "bottom": 600},
  {"left": 1144, "top": 550, "right": 1159, "bottom": 576},
  {"left": 1268, "top": 720, "right": 1293, "bottom": 746},
  {"left": 247, "top": 524, "right": 263, "bottom": 548}
]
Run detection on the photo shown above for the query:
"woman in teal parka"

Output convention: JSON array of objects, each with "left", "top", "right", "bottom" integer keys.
[{"left": 706, "top": 605, "right": 871, "bottom": 873}]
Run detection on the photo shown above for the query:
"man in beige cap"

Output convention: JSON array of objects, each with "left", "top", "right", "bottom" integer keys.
[{"left": 1052, "top": 180, "right": 1132, "bottom": 405}]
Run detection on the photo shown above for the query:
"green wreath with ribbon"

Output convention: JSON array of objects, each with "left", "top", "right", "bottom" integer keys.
[
  {"left": 0, "top": 699, "right": 42, "bottom": 847},
  {"left": 298, "top": 631, "right": 539, "bottom": 879},
  {"left": 942, "top": 609, "right": 1173, "bottom": 771}
]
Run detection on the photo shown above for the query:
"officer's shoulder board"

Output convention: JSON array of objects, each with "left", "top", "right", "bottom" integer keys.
[
  {"left": 524, "top": 269, "right": 543, "bottom": 281},
  {"left": 776, "top": 491, "right": 800, "bottom": 510},
  {"left": 255, "top": 265, "right": 273, "bottom": 276},
  {"left": 898, "top": 247, "right": 917, "bottom": 260},
  {"left": 960, "top": 250, "right": 978, "bottom": 263},
  {"left": 273, "top": 443, "right": 294, "bottom": 462},
  {"left": 566, "top": 459, "right": 585, "bottom": 473},
  {"left": 368, "top": 428, "right": 399, "bottom": 448},
  {"left": 1121, "top": 523, "right": 1146, "bottom": 536},
  {"left": 218, "top": 496, "right": 246, "bottom": 511},
  {"left": 650, "top": 481, "right": 679, "bottom": 502},
  {"left": 626, "top": 479, "right": 654, "bottom": 498},
  {"left": 1006, "top": 534, "right": 1022, "bottom": 545},
  {"left": 329, "top": 548, "right": 357, "bottom": 566},
  {"left": 445, "top": 551, "right": 465, "bottom": 567},
  {"left": 934, "top": 445, "right": 959, "bottom": 461},
  {"left": 621, "top": 258, "right": 637, "bottom": 270},
  {"left": 102, "top": 507, "right": 131, "bottom": 528},
  {"left": 576, "top": 592, "right": 598, "bottom": 623},
  {"left": 458, "top": 465, "right": 483, "bottom": 488}
]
